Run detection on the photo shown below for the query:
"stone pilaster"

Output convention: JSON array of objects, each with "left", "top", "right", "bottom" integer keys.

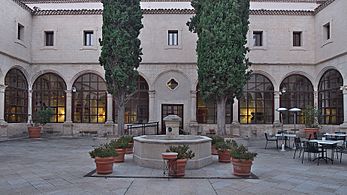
[
  {"left": 27, "top": 89, "right": 33, "bottom": 124},
  {"left": 273, "top": 91, "right": 281, "bottom": 126},
  {"left": 0, "top": 85, "right": 7, "bottom": 125},
  {"left": 105, "top": 93, "right": 113, "bottom": 124},
  {"left": 190, "top": 90, "right": 197, "bottom": 122},
  {"left": 232, "top": 98, "right": 240, "bottom": 136},
  {"left": 340, "top": 86, "right": 347, "bottom": 129},
  {"left": 148, "top": 90, "right": 156, "bottom": 122},
  {"left": 314, "top": 91, "right": 318, "bottom": 108},
  {"left": 64, "top": 90, "right": 72, "bottom": 123}
]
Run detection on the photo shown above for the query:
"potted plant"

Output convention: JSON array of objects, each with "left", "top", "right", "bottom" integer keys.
[
  {"left": 28, "top": 107, "right": 54, "bottom": 138},
  {"left": 123, "top": 135, "right": 134, "bottom": 154},
  {"left": 166, "top": 145, "right": 195, "bottom": 177},
  {"left": 89, "top": 143, "right": 117, "bottom": 174},
  {"left": 110, "top": 137, "right": 128, "bottom": 163},
  {"left": 230, "top": 140, "right": 257, "bottom": 176},
  {"left": 209, "top": 135, "right": 224, "bottom": 155},
  {"left": 303, "top": 106, "right": 320, "bottom": 139},
  {"left": 216, "top": 140, "right": 235, "bottom": 163}
]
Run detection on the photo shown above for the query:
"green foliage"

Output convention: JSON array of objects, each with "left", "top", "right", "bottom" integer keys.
[
  {"left": 188, "top": 0, "right": 251, "bottom": 102},
  {"left": 229, "top": 140, "right": 257, "bottom": 160},
  {"left": 110, "top": 137, "right": 129, "bottom": 149},
  {"left": 33, "top": 107, "right": 54, "bottom": 126},
  {"left": 99, "top": 0, "right": 143, "bottom": 135},
  {"left": 303, "top": 106, "right": 320, "bottom": 128},
  {"left": 122, "top": 135, "right": 134, "bottom": 143},
  {"left": 89, "top": 143, "right": 118, "bottom": 158},
  {"left": 215, "top": 140, "right": 237, "bottom": 151},
  {"left": 209, "top": 135, "right": 224, "bottom": 145},
  {"left": 166, "top": 145, "right": 195, "bottom": 159}
]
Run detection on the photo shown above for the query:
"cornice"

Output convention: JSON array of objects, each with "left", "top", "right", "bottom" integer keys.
[
  {"left": 314, "top": 0, "right": 335, "bottom": 14},
  {"left": 33, "top": 8, "right": 315, "bottom": 16},
  {"left": 12, "top": 0, "right": 33, "bottom": 13}
]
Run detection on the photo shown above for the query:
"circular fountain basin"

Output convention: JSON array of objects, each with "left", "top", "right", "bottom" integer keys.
[{"left": 133, "top": 135, "right": 212, "bottom": 169}]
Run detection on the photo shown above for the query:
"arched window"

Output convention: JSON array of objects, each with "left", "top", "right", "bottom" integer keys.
[
  {"left": 239, "top": 74, "right": 274, "bottom": 124},
  {"left": 33, "top": 73, "right": 66, "bottom": 123},
  {"left": 280, "top": 74, "right": 314, "bottom": 124},
  {"left": 114, "top": 76, "right": 149, "bottom": 123},
  {"left": 196, "top": 84, "right": 232, "bottom": 124},
  {"left": 318, "top": 69, "right": 343, "bottom": 125},
  {"left": 4, "top": 68, "right": 28, "bottom": 123},
  {"left": 72, "top": 73, "right": 107, "bottom": 123}
]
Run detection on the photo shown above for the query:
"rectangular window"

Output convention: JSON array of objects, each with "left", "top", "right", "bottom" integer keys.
[
  {"left": 293, "top": 31, "right": 302, "bottom": 47},
  {"left": 84, "top": 31, "right": 93, "bottom": 46},
  {"left": 253, "top": 31, "right": 263, "bottom": 47},
  {"left": 45, "top": 31, "right": 54, "bottom": 46},
  {"left": 168, "top": 30, "right": 178, "bottom": 46},
  {"left": 323, "top": 22, "right": 330, "bottom": 40},
  {"left": 17, "top": 23, "right": 24, "bottom": 40}
]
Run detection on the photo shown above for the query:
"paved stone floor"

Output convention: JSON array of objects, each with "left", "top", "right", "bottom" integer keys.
[{"left": 0, "top": 137, "right": 347, "bottom": 195}]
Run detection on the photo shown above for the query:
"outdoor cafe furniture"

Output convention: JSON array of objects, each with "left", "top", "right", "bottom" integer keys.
[
  {"left": 275, "top": 132, "right": 296, "bottom": 149},
  {"left": 324, "top": 132, "right": 347, "bottom": 142},
  {"left": 301, "top": 141, "right": 322, "bottom": 165},
  {"left": 264, "top": 133, "right": 278, "bottom": 149},
  {"left": 308, "top": 139, "right": 343, "bottom": 164},
  {"left": 337, "top": 141, "right": 347, "bottom": 163},
  {"left": 293, "top": 137, "right": 303, "bottom": 159}
]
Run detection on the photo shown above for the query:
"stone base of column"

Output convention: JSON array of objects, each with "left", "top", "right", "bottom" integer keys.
[
  {"left": 339, "top": 123, "right": 347, "bottom": 131},
  {"left": 0, "top": 121, "right": 8, "bottom": 138},
  {"left": 63, "top": 121, "right": 73, "bottom": 136},
  {"left": 104, "top": 122, "right": 115, "bottom": 136},
  {"left": 189, "top": 121, "right": 199, "bottom": 135},
  {"left": 273, "top": 120, "right": 281, "bottom": 128},
  {"left": 231, "top": 122, "right": 240, "bottom": 137}
]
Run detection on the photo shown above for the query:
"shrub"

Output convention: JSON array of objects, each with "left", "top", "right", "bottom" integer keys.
[
  {"left": 209, "top": 135, "right": 224, "bottom": 145},
  {"left": 215, "top": 140, "right": 237, "bottom": 151},
  {"left": 33, "top": 107, "right": 54, "bottom": 126},
  {"left": 166, "top": 145, "right": 195, "bottom": 159},
  {"left": 89, "top": 143, "right": 118, "bottom": 158},
  {"left": 110, "top": 138, "right": 129, "bottom": 149},
  {"left": 229, "top": 141, "right": 257, "bottom": 161}
]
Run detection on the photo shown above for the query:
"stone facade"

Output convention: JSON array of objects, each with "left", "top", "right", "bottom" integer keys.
[{"left": 0, "top": 0, "right": 346, "bottom": 139}]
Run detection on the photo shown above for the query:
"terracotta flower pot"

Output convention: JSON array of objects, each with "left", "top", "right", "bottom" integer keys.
[
  {"left": 28, "top": 126, "right": 42, "bottom": 138},
  {"left": 231, "top": 158, "right": 253, "bottom": 176},
  {"left": 211, "top": 145, "right": 218, "bottom": 155},
  {"left": 114, "top": 148, "right": 126, "bottom": 163},
  {"left": 126, "top": 142, "right": 133, "bottom": 154},
  {"left": 168, "top": 159, "right": 187, "bottom": 177},
  {"left": 95, "top": 157, "right": 114, "bottom": 174},
  {"left": 218, "top": 150, "right": 231, "bottom": 163},
  {"left": 304, "top": 128, "right": 319, "bottom": 139}
]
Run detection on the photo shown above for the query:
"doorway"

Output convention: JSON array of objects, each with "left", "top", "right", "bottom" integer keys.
[{"left": 161, "top": 104, "right": 183, "bottom": 134}]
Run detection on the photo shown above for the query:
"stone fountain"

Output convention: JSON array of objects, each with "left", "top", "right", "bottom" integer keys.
[{"left": 133, "top": 115, "right": 212, "bottom": 169}]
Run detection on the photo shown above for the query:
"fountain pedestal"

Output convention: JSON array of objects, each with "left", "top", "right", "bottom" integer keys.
[{"left": 163, "top": 115, "right": 181, "bottom": 136}]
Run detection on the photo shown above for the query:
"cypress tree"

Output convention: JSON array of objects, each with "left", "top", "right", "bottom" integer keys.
[
  {"left": 99, "top": 0, "right": 143, "bottom": 135},
  {"left": 188, "top": 0, "right": 251, "bottom": 135}
]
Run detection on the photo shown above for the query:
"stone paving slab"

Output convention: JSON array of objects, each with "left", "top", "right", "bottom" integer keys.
[
  {"left": 87, "top": 155, "right": 258, "bottom": 179},
  {"left": 0, "top": 137, "right": 346, "bottom": 194}
]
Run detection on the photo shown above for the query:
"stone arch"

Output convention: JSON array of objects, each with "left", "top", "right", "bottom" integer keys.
[
  {"left": 69, "top": 70, "right": 105, "bottom": 91},
  {"left": 251, "top": 70, "right": 277, "bottom": 90},
  {"left": 31, "top": 69, "right": 68, "bottom": 90},
  {"left": 0, "top": 66, "right": 4, "bottom": 85},
  {"left": 6, "top": 65, "right": 30, "bottom": 87},
  {"left": 151, "top": 69, "right": 191, "bottom": 91},
  {"left": 280, "top": 71, "right": 315, "bottom": 91},
  {"left": 316, "top": 66, "right": 341, "bottom": 86},
  {"left": 137, "top": 71, "right": 151, "bottom": 90}
]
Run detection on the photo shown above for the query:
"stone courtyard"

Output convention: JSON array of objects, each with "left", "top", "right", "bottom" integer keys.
[{"left": 0, "top": 137, "right": 346, "bottom": 195}]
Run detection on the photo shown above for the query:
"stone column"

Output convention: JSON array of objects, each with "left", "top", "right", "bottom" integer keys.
[
  {"left": 232, "top": 97, "right": 240, "bottom": 136},
  {"left": 65, "top": 90, "right": 72, "bottom": 123},
  {"left": 190, "top": 90, "right": 197, "bottom": 122},
  {"left": 27, "top": 89, "right": 33, "bottom": 124},
  {"left": 106, "top": 93, "right": 113, "bottom": 124},
  {"left": 314, "top": 91, "right": 318, "bottom": 108},
  {"left": 273, "top": 91, "right": 281, "bottom": 126},
  {"left": 340, "top": 86, "right": 347, "bottom": 129},
  {"left": 0, "top": 85, "right": 6, "bottom": 124},
  {"left": 148, "top": 90, "right": 156, "bottom": 122}
]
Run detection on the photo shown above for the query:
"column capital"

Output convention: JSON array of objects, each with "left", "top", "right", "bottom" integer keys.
[
  {"left": 274, "top": 91, "right": 281, "bottom": 97},
  {"left": 0, "top": 84, "right": 7, "bottom": 93},
  {"left": 65, "top": 90, "right": 72, "bottom": 94},
  {"left": 340, "top": 85, "right": 347, "bottom": 94},
  {"left": 190, "top": 90, "right": 197, "bottom": 95},
  {"left": 107, "top": 93, "right": 113, "bottom": 98}
]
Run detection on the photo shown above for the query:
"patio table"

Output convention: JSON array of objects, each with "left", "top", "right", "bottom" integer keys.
[
  {"left": 309, "top": 139, "right": 343, "bottom": 164},
  {"left": 275, "top": 134, "right": 297, "bottom": 149}
]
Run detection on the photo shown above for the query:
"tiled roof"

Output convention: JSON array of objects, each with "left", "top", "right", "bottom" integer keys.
[
  {"left": 314, "top": 0, "right": 334, "bottom": 14},
  {"left": 21, "top": 0, "right": 325, "bottom": 3},
  {"left": 12, "top": 0, "right": 33, "bottom": 12},
  {"left": 33, "top": 8, "right": 315, "bottom": 16}
]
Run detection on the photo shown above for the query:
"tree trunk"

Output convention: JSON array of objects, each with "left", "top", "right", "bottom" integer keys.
[
  {"left": 217, "top": 96, "right": 227, "bottom": 136},
  {"left": 117, "top": 91, "right": 126, "bottom": 136}
]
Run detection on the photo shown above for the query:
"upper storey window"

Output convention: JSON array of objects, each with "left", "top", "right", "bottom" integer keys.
[
  {"left": 84, "top": 31, "right": 94, "bottom": 46},
  {"left": 323, "top": 22, "right": 331, "bottom": 41},
  {"left": 17, "top": 23, "right": 24, "bottom": 41},
  {"left": 168, "top": 30, "right": 178, "bottom": 46},
  {"left": 293, "top": 31, "right": 302, "bottom": 47},
  {"left": 253, "top": 31, "right": 263, "bottom": 47},
  {"left": 45, "top": 31, "right": 54, "bottom": 46}
]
